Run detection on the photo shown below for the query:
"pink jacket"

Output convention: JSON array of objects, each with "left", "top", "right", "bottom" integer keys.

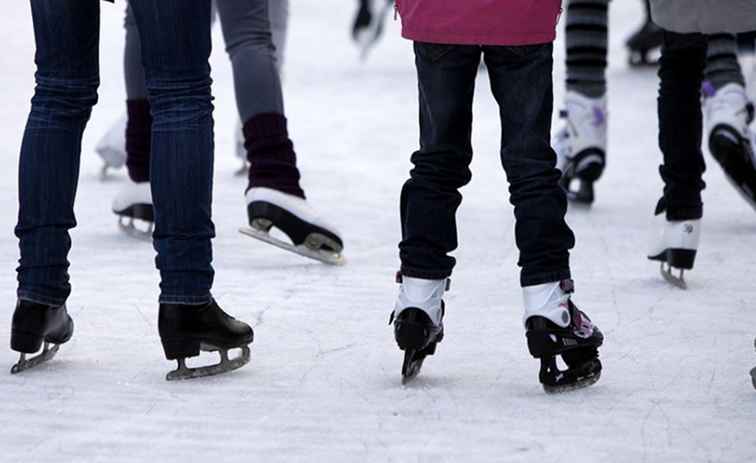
[{"left": 396, "top": 0, "right": 563, "bottom": 46}]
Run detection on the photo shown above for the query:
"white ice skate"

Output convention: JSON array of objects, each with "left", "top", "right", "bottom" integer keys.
[
  {"left": 647, "top": 213, "right": 701, "bottom": 289},
  {"left": 112, "top": 180, "right": 154, "bottom": 240},
  {"left": 704, "top": 82, "right": 756, "bottom": 210},
  {"left": 553, "top": 91, "right": 607, "bottom": 205},
  {"left": 95, "top": 113, "right": 128, "bottom": 180},
  {"left": 239, "top": 187, "right": 344, "bottom": 265},
  {"left": 390, "top": 275, "right": 447, "bottom": 383}
]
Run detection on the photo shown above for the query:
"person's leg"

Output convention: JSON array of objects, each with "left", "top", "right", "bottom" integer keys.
[
  {"left": 565, "top": 0, "right": 609, "bottom": 98},
  {"left": 268, "top": 0, "right": 289, "bottom": 69},
  {"left": 484, "top": 44, "right": 574, "bottom": 287},
  {"left": 216, "top": 0, "right": 303, "bottom": 198},
  {"left": 657, "top": 32, "right": 708, "bottom": 220},
  {"left": 128, "top": 0, "right": 215, "bottom": 304},
  {"left": 123, "top": 3, "right": 151, "bottom": 183},
  {"left": 704, "top": 34, "right": 746, "bottom": 91},
  {"left": 399, "top": 43, "right": 480, "bottom": 279},
  {"left": 16, "top": 0, "right": 101, "bottom": 306}
]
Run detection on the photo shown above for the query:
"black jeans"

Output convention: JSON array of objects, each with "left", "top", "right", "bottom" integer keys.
[
  {"left": 399, "top": 42, "right": 574, "bottom": 287},
  {"left": 656, "top": 32, "right": 708, "bottom": 220}
]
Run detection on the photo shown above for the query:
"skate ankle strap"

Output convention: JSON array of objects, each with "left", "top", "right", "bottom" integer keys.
[
  {"left": 395, "top": 272, "right": 451, "bottom": 291},
  {"left": 559, "top": 279, "right": 574, "bottom": 294}
]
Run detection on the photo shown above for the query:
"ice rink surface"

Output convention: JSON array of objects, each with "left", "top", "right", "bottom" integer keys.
[{"left": 1, "top": 2, "right": 755, "bottom": 462}]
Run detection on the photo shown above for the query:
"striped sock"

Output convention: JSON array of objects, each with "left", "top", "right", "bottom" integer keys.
[
  {"left": 565, "top": 0, "right": 609, "bottom": 98},
  {"left": 704, "top": 34, "right": 746, "bottom": 90}
]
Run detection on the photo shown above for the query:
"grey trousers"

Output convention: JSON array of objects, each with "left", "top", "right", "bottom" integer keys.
[{"left": 125, "top": 0, "right": 289, "bottom": 121}]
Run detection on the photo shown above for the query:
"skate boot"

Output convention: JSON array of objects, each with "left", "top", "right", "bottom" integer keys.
[
  {"left": 703, "top": 82, "right": 756, "bottom": 211},
  {"left": 524, "top": 280, "right": 603, "bottom": 393},
  {"left": 240, "top": 187, "right": 344, "bottom": 265},
  {"left": 553, "top": 91, "right": 607, "bottom": 205},
  {"left": 647, "top": 210, "right": 701, "bottom": 289},
  {"left": 112, "top": 180, "right": 154, "bottom": 240},
  {"left": 625, "top": 12, "right": 663, "bottom": 66},
  {"left": 95, "top": 113, "right": 128, "bottom": 179},
  {"left": 234, "top": 122, "right": 250, "bottom": 177},
  {"left": 10, "top": 300, "right": 74, "bottom": 374},
  {"left": 351, "top": 0, "right": 393, "bottom": 59},
  {"left": 159, "top": 299, "right": 254, "bottom": 381},
  {"left": 389, "top": 274, "right": 447, "bottom": 384}
]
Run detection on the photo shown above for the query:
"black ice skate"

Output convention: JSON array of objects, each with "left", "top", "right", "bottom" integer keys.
[
  {"left": 647, "top": 210, "right": 700, "bottom": 289},
  {"left": 524, "top": 280, "right": 603, "bottom": 393},
  {"left": 390, "top": 274, "right": 447, "bottom": 384},
  {"left": 240, "top": 187, "right": 344, "bottom": 265},
  {"left": 351, "top": 0, "right": 394, "bottom": 60},
  {"left": 112, "top": 180, "right": 154, "bottom": 240},
  {"left": 10, "top": 300, "right": 74, "bottom": 374},
  {"left": 704, "top": 83, "right": 756, "bottom": 211},
  {"left": 625, "top": 6, "right": 663, "bottom": 67},
  {"left": 159, "top": 300, "right": 254, "bottom": 381}
]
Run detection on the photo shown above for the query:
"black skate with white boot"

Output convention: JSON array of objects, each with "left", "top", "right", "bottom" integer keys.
[
  {"left": 704, "top": 82, "right": 756, "bottom": 211},
  {"left": 524, "top": 280, "right": 603, "bottom": 393},
  {"left": 647, "top": 208, "right": 700, "bottom": 289},
  {"left": 240, "top": 187, "right": 344, "bottom": 265},
  {"left": 159, "top": 299, "right": 254, "bottom": 381},
  {"left": 10, "top": 300, "right": 74, "bottom": 374},
  {"left": 389, "top": 274, "right": 447, "bottom": 384},
  {"left": 112, "top": 180, "right": 154, "bottom": 240},
  {"left": 554, "top": 91, "right": 607, "bottom": 205}
]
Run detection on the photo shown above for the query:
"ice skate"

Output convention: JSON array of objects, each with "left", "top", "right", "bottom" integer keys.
[
  {"left": 703, "top": 82, "right": 756, "bottom": 211},
  {"left": 751, "top": 338, "right": 756, "bottom": 390},
  {"left": 389, "top": 274, "right": 447, "bottom": 384},
  {"left": 524, "top": 280, "right": 603, "bottom": 393},
  {"left": 625, "top": 17, "right": 663, "bottom": 66},
  {"left": 234, "top": 121, "right": 250, "bottom": 177},
  {"left": 10, "top": 300, "right": 74, "bottom": 374},
  {"left": 554, "top": 91, "right": 607, "bottom": 205},
  {"left": 240, "top": 187, "right": 344, "bottom": 265},
  {"left": 112, "top": 180, "right": 154, "bottom": 240},
  {"left": 95, "top": 113, "right": 128, "bottom": 179},
  {"left": 352, "top": 0, "right": 393, "bottom": 60},
  {"left": 159, "top": 299, "right": 254, "bottom": 381},
  {"left": 647, "top": 211, "right": 700, "bottom": 289}
]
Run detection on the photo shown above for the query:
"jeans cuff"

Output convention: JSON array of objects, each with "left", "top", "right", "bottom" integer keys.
[
  {"left": 399, "top": 266, "right": 452, "bottom": 281},
  {"left": 666, "top": 205, "right": 703, "bottom": 221},
  {"left": 17, "top": 290, "right": 66, "bottom": 307},
  {"left": 158, "top": 293, "right": 213, "bottom": 305},
  {"left": 521, "top": 269, "right": 571, "bottom": 287}
]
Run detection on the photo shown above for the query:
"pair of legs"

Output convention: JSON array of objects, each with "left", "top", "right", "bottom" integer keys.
[{"left": 18, "top": 0, "right": 215, "bottom": 305}]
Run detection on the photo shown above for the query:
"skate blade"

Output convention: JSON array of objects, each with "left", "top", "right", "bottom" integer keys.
[
  {"left": 660, "top": 263, "right": 687, "bottom": 289},
  {"left": 239, "top": 227, "right": 345, "bottom": 266},
  {"left": 543, "top": 371, "right": 601, "bottom": 394},
  {"left": 166, "top": 345, "right": 251, "bottom": 381},
  {"left": 401, "top": 349, "right": 424, "bottom": 385},
  {"left": 10, "top": 343, "right": 60, "bottom": 374},
  {"left": 118, "top": 217, "right": 154, "bottom": 241}
]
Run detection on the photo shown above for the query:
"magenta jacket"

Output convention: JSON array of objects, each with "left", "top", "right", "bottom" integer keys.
[{"left": 396, "top": 0, "right": 563, "bottom": 46}]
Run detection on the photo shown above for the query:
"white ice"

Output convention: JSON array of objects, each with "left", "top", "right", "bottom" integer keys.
[{"left": 1, "top": 2, "right": 755, "bottom": 462}]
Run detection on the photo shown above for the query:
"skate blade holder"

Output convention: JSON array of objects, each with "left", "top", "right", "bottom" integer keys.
[
  {"left": 118, "top": 216, "right": 154, "bottom": 241},
  {"left": 660, "top": 262, "right": 687, "bottom": 289},
  {"left": 540, "top": 356, "right": 601, "bottom": 394},
  {"left": 166, "top": 344, "right": 251, "bottom": 381},
  {"left": 10, "top": 342, "right": 61, "bottom": 374},
  {"left": 239, "top": 223, "right": 345, "bottom": 266}
]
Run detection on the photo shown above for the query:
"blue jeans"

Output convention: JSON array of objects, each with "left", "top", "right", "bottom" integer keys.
[
  {"left": 400, "top": 42, "right": 574, "bottom": 287},
  {"left": 17, "top": 0, "right": 215, "bottom": 306}
]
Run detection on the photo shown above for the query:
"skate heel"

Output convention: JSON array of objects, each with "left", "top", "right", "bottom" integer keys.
[
  {"left": 160, "top": 338, "right": 201, "bottom": 361},
  {"left": 525, "top": 322, "right": 559, "bottom": 359},
  {"left": 10, "top": 330, "right": 44, "bottom": 354},
  {"left": 667, "top": 249, "right": 696, "bottom": 270},
  {"left": 394, "top": 309, "right": 434, "bottom": 351}
]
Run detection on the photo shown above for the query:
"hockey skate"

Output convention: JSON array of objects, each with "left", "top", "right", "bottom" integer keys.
[
  {"left": 159, "top": 299, "right": 254, "bottom": 381},
  {"left": 625, "top": 13, "right": 663, "bottom": 66},
  {"left": 703, "top": 82, "right": 756, "bottom": 211},
  {"left": 352, "top": 0, "right": 393, "bottom": 60},
  {"left": 647, "top": 211, "right": 700, "bottom": 289},
  {"left": 10, "top": 300, "right": 74, "bottom": 374},
  {"left": 554, "top": 91, "right": 607, "bottom": 205},
  {"left": 389, "top": 274, "right": 447, "bottom": 384},
  {"left": 112, "top": 180, "right": 154, "bottom": 240},
  {"left": 240, "top": 187, "right": 344, "bottom": 265},
  {"left": 524, "top": 280, "right": 603, "bottom": 393},
  {"left": 95, "top": 113, "right": 128, "bottom": 180}
]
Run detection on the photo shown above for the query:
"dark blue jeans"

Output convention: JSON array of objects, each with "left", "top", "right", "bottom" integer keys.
[
  {"left": 400, "top": 42, "right": 574, "bottom": 287},
  {"left": 16, "top": 0, "right": 215, "bottom": 306}
]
